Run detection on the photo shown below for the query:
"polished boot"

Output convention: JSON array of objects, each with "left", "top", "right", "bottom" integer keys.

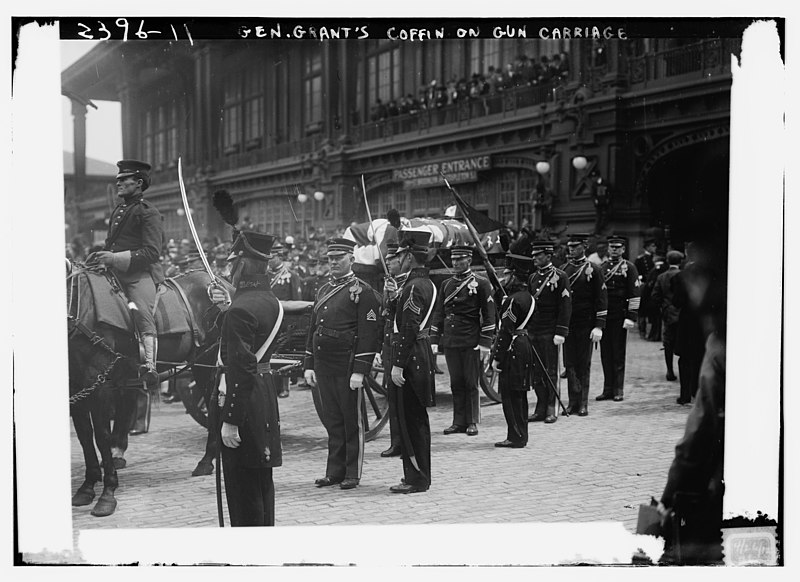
[
  {"left": 466, "top": 423, "right": 478, "bottom": 436},
  {"left": 380, "top": 445, "right": 401, "bottom": 458},
  {"left": 139, "top": 334, "right": 159, "bottom": 386},
  {"left": 443, "top": 424, "right": 467, "bottom": 435}
]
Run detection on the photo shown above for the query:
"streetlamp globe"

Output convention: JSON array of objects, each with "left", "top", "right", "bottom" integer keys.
[
  {"left": 314, "top": 190, "right": 325, "bottom": 201},
  {"left": 297, "top": 192, "right": 308, "bottom": 203},
  {"left": 536, "top": 161, "right": 551, "bottom": 175},
  {"left": 572, "top": 156, "right": 588, "bottom": 171}
]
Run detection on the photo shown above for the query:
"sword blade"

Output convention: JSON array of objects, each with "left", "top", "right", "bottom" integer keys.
[{"left": 178, "top": 157, "right": 215, "bottom": 279}]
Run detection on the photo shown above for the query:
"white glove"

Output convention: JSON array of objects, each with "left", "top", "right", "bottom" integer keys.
[
  {"left": 374, "top": 353, "right": 383, "bottom": 368},
  {"left": 553, "top": 335, "right": 565, "bottom": 346},
  {"left": 492, "top": 359, "right": 502, "bottom": 373},
  {"left": 430, "top": 344, "right": 439, "bottom": 354},
  {"left": 221, "top": 422, "right": 241, "bottom": 449},
  {"left": 349, "top": 372, "right": 364, "bottom": 390},
  {"left": 391, "top": 365, "right": 405, "bottom": 387},
  {"left": 623, "top": 319, "right": 635, "bottom": 330},
  {"left": 478, "top": 345, "right": 491, "bottom": 357},
  {"left": 304, "top": 369, "right": 317, "bottom": 387},
  {"left": 210, "top": 286, "right": 231, "bottom": 308},
  {"left": 590, "top": 327, "right": 603, "bottom": 342}
]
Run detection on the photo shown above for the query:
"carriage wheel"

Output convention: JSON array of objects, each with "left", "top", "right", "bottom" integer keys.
[
  {"left": 363, "top": 366, "right": 389, "bottom": 442},
  {"left": 175, "top": 373, "right": 209, "bottom": 428},
  {"left": 479, "top": 353, "right": 502, "bottom": 404}
]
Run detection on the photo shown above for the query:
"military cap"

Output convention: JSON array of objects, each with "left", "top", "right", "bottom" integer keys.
[
  {"left": 227, "top": 231, "right": 276, "bottom": 262},
  {"left": 450, "top": 244, "right": 474, "bottom": 259},
  {"left": 325, "top": 238, "right": 357, "bottom": 256},
  {"left": 505, "top": 253, "right": 534, "bottom": 275},
  {"left": 398, "top": 229, "right": 432, "bottom": 252},
  {"left": 566, "top": 233, "right": 591, "bottom": 246},
  {"left": 530, "top": 240, "right": 555, "bottom": 256},
  {"left": 116, "top": 159, "right": 152, "bottom": 190},
  {"left": 607, "top": 234, "right": 628, "bottom": 246},
  {"left": 385, "top": 242, "right": 400, "bottom": 259}
]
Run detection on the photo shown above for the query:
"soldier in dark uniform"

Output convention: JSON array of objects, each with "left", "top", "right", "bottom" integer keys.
[
  {"left": 492, "top": 249, "right": 535, "bottom": 448},
  {"left": 303, "top": 238, "right": 381, "bottom": 490},
  {"left": 650, "top": 250, "right": 684, "bottom": 382},
  {"left": 389, "top": 230, "right": 437, "bottom": 493},
  {"left": 430, "top": 244, "right": 496, "bottom": 436},
  {"left": 596, "top": 235, "right": 640, "bottom": 402},
  {"left": 635, "top": 238, "right": 657, "bottom": 340},
  {"left": 268, "top": 242, "right": 303, "bottom": 398},
  {"left": 214, "top": 231, "right": 284, "bottom": 526},
  {"left": 562, "top": 233, "right": 607, "bottom": 417},
  {"left": 525, "top": 241, "right": 571, "bottom": 424},
  {"left": 378, "top": 242, "right": 410, "bottom": 458},
  {"left": 86, "top": 159, "right": 164, "bottom": 384}
]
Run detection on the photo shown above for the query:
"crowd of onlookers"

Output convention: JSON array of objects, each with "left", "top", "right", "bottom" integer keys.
[{"left": 368, "top": 52, "right": 570, "bottom": 123}]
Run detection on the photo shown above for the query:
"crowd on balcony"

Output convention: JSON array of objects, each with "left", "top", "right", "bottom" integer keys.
[{"left": 367, "top": 52, "right": 570, "bottom": 123}]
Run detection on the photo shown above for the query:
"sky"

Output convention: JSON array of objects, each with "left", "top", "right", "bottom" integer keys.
[{"left": 61, "top": 39, "right": 122, "bottom": 165}]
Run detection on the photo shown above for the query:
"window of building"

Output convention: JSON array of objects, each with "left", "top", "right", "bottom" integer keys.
[
  {"left": 368, "top": 45, "right": 401, "bottom": 104},
  {"left": 222, "top": 70, "right": 243, "bottom": 153},
  {"left": 469, "top": 39, "right": 502, "bottom": 76},
  {"left": 141, "top": 101, "right": 178, "bottom": 168},
  {"left": 303, "top": 47, "right": 323, "bottom": 132},
  {"left": 244, "top": 71, "right": 264, "bottom": 146},
  {"left": 497, "top": 173, "right": 517, "bottom": 226}
]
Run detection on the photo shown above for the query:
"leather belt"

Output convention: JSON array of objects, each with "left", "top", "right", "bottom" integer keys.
[{"left": 317, "top": 325, "right": 354, "bottom": 343}]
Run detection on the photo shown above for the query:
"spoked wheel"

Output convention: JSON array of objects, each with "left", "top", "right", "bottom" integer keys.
[
  {"left": 304, "top": 363, "right": 389, "bottom": 442},
  {"left": 363, "top": 365, "right": 389, "bottom": 442},
  {"left": 479, "top": 353, "right": 501, "bottom": 404},
  {"left": 175, "top": 373, "right": 209, "bottom": 428}
]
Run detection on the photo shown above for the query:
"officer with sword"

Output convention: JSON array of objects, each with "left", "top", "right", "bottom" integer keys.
[{"left": 389, "top": 230, "right": 437, "bottom": 493}]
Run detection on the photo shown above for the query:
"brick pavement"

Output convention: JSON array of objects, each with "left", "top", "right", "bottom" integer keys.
[{"left": 60, "top": 333, "right": 692, "bottom": 563}]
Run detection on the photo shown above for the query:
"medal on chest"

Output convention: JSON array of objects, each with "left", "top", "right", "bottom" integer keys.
[
  {"left": 349, "top": 282, "right": 362, "bottom": 303},
  {"left": 467, "top": 278, "right": 478, "bottom": 296}
]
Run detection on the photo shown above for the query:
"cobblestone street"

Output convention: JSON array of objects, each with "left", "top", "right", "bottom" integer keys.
[{"left": 56, "top": 333, "right": 691, "bottom": 565}]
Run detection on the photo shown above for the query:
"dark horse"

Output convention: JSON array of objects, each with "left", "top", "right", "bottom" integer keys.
[{"left": 67, "top": 265, "right": 229, "bottom": 517}]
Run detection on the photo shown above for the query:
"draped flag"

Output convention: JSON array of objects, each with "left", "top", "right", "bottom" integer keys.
[{"left": 448, "top": 187, "right": 505, "bottom": 234}]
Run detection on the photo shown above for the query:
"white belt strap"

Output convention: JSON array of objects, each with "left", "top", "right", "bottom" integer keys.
[{"left": 219, "top": 301, "right": 285, "bottom": 395}]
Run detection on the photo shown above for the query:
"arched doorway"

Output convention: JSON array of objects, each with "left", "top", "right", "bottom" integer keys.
[{"left": 643, "top": 132, "right": 729, "bottom": 253}]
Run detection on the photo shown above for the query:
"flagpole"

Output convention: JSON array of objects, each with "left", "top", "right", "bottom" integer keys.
[{"left": 439, "top": 171, "right": 506, "bottom": 299}]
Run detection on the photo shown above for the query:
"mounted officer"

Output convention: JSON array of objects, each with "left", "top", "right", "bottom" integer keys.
[{"left": 86, "top": 159, "right": 165, "bottom": 385}]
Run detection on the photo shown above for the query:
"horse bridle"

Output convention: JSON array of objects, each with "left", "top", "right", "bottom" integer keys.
[{"left": 67, "top": 314, "right": 126, "bottom": 405}]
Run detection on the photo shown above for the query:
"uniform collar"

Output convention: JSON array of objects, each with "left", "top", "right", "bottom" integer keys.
[
  {"left": 235, "top": 274, "right": 271, "bottom": 291},
  {"left": 537, "top": 263, "right": 554, "bottom": 274},
  {"left": 120, "top": 194, "right": 143, "bottom": 206},
  {"left": 408, "top": 267, "right": 430, "bottom": 279},
  {"left": 568, "top": 255, "right": 587, "bottom": 266},
  {"left": 395, "top": 271, "right": 411, "bottom": 285},
  {"left": 330, "top": 271, "right": 356, "bottom": 286},
  {"left": 453, "top": 268, "right": 473, "bottom": 280}
]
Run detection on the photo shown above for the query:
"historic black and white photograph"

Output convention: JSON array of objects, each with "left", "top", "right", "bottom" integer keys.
[{"left": 9, "top": 5, "right": 786, "bottom": 570}]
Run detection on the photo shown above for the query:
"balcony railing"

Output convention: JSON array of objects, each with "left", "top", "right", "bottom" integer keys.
[
  {"left": 628, "top": 38, "right": 742, "bottom": 88},
  {"left": 350, "top": 82, "right": 559, "bottom": 145}
]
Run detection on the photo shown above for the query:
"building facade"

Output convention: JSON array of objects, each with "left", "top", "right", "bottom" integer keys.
[{"left": 62, "top": 34, "right": 740, "bottom": 256}]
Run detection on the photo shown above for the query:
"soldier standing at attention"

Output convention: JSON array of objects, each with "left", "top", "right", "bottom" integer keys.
[
  {"left": 492, "top": 247, "right": 535, "bottom": 448},
  {"left": 378, "top": 242, "right": 410, "bottom": 458},
  {"left": 389, "top": 231, "right": 437, "bottom": 493},
  {"left": 635, "top": 238, "right": 657, "bottom": 339},
  {"left": 304, "top": 239, "right": 381, "bottom": 491},
  {"left": 596, "top": 235, "right": 640, "bottom": 402},
  {"left": 562, "top": 233, "right": 607, "bottom": 417},
  {"left": 213, "top": 231, "right": 284, "bottom": 526},
  {"left": 85, "top": 159, "right": 164, "bottom": 385},
  {"left": 268, "top": 241, "right": 303, "bottom": 398},
  {"left": 430, "top": 244, "right": 496, "bottom": 437},
  {"left": 526, "top": 241, "right": 571, "bottom": 424}
]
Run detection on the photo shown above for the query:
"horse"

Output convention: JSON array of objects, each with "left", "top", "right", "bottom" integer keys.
[{"left": 67, "top": 265, "right": 229, "bottom": 517}]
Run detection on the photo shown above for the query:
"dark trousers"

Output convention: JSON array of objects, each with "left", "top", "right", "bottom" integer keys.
[
  {"left": 531, "top": 333, "right": 558, "bottom": 417},
  {"left": 444, "top": 348, "right": 481, "bottom": 425},
  {"left": 221, "top": 448, "right": 275, "bottom": 527},
  {"left": 397, "top": 381, "right": 432, "bottom": 489},
  {"left": 317, "top": 373, "right": 364, "bottom": 480},
  {"left": 383, "top": 346, "right": 401, "bottom": 448},
  {"left": 564, "top": 325, "right": 593, "bottom": 409},
  {"left": 678, "top": 354, "right": 702, "bottom": 402},
  {"left": 499, "top": 376, "right": 528, "bottom": 444},
  {"left": 600, "top": 321, "right": 628, "bottom": 397}
]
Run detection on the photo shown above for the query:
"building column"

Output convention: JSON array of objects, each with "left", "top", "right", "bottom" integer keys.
[{"left": 70, "top": 100, "right": 88, "bottom": 202}]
